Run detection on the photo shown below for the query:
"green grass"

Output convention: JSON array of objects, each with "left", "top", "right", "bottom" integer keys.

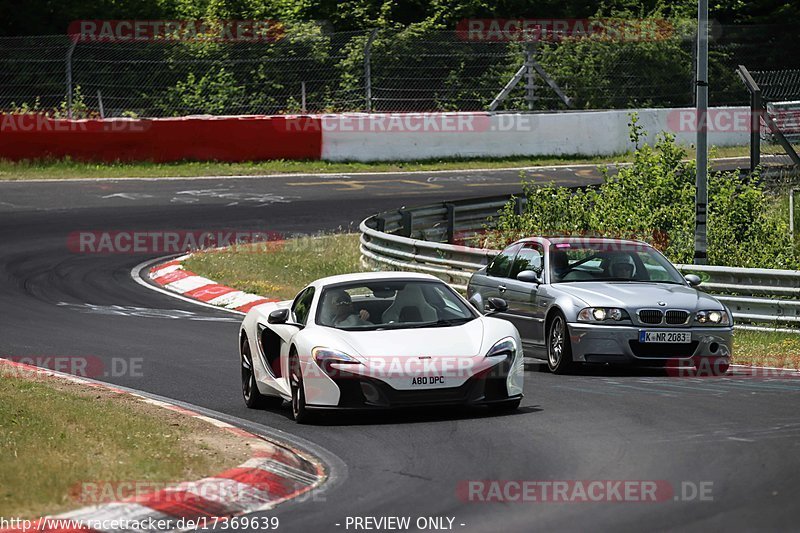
[
  {"left": 0, "top": 371, "right": 249, "bottom": 519},
  {"left": 733, "top": 329, "right": 800, "bottom": 369},
  {"left": 183, "top": 233, "right": 362, "bottom": 301},
  {"left": 186, "top": 232, "right": 800, "bottom": 369},
  {"left": 0, "top": 145, "right": 751, "bottom": 180}
]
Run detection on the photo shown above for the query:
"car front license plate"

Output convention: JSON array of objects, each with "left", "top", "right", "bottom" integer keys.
[
  {"left": 411, "top": 376, "right": 445, "bottom": 387},
  {"left": 639, "top": 331, "right": 691, "bottom": 344}
]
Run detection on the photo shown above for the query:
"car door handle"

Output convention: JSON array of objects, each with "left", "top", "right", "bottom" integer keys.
[{"left": 498, "top": 285, "right": 507, "bottom": 293}]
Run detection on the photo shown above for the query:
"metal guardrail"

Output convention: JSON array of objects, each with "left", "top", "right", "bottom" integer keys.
[{"left": 360, "top": 196, "right": 800, "bottom": 326}]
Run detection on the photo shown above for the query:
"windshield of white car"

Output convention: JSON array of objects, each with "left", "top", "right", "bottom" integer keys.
[
  {"left": 316, "top": 280, "right": 478, "bottom": 331},
  {"left": 549, "top": 243, "right": 685, "bottom": 284}
]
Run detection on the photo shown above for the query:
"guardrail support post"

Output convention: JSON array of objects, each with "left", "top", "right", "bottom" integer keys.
[
  {"left": 514, "top": 196, "right": 525, "bottom": 216},
  {"left": 375, "top": 216, "right": 386, "bottom": 233},
  {"left": 445, "top": 203, "right": 456, "bottom": 244},
  {"left": 399, "top": 209, "right": 413, "bottom": 238}
]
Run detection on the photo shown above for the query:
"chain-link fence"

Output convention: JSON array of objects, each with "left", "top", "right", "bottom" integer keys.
[{"left": 0, "top": 25, "right": 794, "bottom": 118}]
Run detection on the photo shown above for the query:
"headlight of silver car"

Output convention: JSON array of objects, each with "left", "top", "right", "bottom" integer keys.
[
  {"left": 486, "top": 337, "right": 517, "bottom": 358},
  {"left": 577, "top": 307, "right": 630, "bottom": 323},
  {"left": 695, "top": 310, "right": 731, "bottom": 326}
]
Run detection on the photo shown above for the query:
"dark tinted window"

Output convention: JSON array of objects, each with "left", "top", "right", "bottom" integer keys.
[
  {"left": 292, "top": 287, "right": 315, "bottom": 325},
  {"left": 487, "top": 244, "right": 521, "bottom": 278},
  {"left": 510, "top": 243, "right": 544, "bottom": 278}
]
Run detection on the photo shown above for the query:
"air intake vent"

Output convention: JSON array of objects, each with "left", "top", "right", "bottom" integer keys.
[
  {"left": 638, "top": 310, "right": 663, "bottom": 324},
  {"left": 665, "top": 310, "right": 690, "bottom": 325}
]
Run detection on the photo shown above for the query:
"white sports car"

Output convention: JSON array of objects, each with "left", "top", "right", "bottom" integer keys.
[{"left": 239, "top": 272, "right": 524, "bottom": 423}]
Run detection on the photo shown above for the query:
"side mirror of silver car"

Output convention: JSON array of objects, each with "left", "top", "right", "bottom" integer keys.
[
  {"left": 486, "top": 297, "right": 509, "bottom": 314},
  {"left": 517, "top": 270, "right": 542, "bottom": 285},
  {"left": 684, "top": 274, "right": 702, "bottom": 287}
]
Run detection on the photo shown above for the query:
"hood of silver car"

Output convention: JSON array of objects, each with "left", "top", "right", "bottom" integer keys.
[{"left": 551, "top": 282, "right": 723, "bottom": 310}]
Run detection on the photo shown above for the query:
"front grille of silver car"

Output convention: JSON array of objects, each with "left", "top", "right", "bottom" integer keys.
[
  {"left": 665, "top": 310, "right": 690, "bottom": 325},
  {"left": 638, "top": 309, "right": 664, "bottom": 324}
]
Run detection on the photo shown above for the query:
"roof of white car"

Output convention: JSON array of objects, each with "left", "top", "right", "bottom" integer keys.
[{"left": 313, "top": 271, "right": 439, "bottom": 287}]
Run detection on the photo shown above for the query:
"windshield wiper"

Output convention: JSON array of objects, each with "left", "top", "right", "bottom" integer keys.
[{"left": 392, "top": 317, "right": 475, "bottom": 329}]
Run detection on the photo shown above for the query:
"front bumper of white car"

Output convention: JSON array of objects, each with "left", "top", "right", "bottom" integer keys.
[
  {"left": 567, "top": 323, "right": 733, "bottom": 365},
  {"left": 302, "top": 353, "right": 523, "bottom": 409}
]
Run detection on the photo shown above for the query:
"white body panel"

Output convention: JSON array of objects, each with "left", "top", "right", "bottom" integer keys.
[{"left": 239, "top": 272, "right": 524, "bottom": 411}]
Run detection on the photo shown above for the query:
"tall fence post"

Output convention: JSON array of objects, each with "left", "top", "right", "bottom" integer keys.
[
  {"left": 525, "top": 43, "right": 536, "bottom": 111},
  {"left": 364, "top": 29, "right": 379, "bottom": 112},
  {"left": 65, "top": 40, "right": 77, "bottom": 119},
  {"left": 737, "top": 65, "right": 762, "bottom": 173}
]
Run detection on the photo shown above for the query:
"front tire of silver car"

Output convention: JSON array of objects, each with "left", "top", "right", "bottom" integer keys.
[{"left": 547, "top": 313, "right": 573, "bottom": 374}]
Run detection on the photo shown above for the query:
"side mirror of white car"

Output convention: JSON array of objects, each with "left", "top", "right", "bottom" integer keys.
[
  {"left": 268, "top": 308, "right": 290, "bottom": 324},
  {"left": 267, "top": 308, "right": 305, "bottom": 329}
]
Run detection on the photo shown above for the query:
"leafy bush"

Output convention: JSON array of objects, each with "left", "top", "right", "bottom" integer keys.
[{"left": 484, "top": 115, "right": 799, "bottom": 269}]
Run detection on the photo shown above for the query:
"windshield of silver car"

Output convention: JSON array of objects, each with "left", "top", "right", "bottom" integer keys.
[{"left": 549, "top": 242, "right": 685, "bottom": 284}]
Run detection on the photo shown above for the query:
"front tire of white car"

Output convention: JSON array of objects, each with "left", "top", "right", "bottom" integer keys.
[
  {"left": 289, "top": 349, "right": 314, "bottom": 424},
  {"left": 241, "top": 338, "right": 282, "bottom": 409}
]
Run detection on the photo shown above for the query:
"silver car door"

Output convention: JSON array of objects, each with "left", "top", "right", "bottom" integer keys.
[
  {"left": 471, "top": 243, "right": 521, "bottom": 312},
  {"left": 504, "top": 243, "right": 546, "bottom": 346}
]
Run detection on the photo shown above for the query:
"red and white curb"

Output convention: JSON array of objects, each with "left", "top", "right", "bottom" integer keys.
[
  {"left": 148, "top": 255, "right": 278, "bottom": 314},
  {"left": 0, "top": 359, "right": 325, "bottom": 533}
]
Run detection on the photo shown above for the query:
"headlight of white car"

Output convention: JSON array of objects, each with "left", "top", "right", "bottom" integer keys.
[
  {"left": 486, "top": 337, "right": 517, "bottom": 359},
  {"left": 312, "top": 347, "right": 362, "bottom": 376},
  {"left": 695, "top": 310, "right": 731, "bottom": 326},
  {"left": 577, "top": 307, "right": 630, "bottom": 322}
]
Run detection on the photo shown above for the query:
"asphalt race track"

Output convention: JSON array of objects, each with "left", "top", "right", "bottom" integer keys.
[{"left": 2, "top": 162, "right": 799, "bottom": 532}]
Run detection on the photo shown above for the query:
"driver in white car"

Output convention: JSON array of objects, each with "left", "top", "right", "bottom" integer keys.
[{"left": 327, "top": 290, "right": 371, "bottom": 327}]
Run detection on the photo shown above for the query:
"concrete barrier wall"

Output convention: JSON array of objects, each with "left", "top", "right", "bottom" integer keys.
[
  {"left": 320, "top": 107, "right": 750, "bottom": 161},
  {"left": 0, "top": 107, "right": 749, "bottom": 163},
  {"left": 0, "top": 114, "right": 322, "bottom": 163}
]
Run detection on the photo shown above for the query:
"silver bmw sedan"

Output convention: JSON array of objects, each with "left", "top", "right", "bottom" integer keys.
[{"left": 467, "top": 237, "right": 733, "bottom": 375}]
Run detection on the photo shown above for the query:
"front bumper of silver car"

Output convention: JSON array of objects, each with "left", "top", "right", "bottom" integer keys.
[{"left": 567, "top": 322, "right": 733, "bottom": 365}]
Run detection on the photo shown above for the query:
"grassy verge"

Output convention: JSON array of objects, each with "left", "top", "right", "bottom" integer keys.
[
  {"left": 185, "top": 232, "right": 800, "bottom": 370},
  {"left": 0, "top": 368, "right": 251, "bottom": 519},
  {"left": 183, "top": 234, "right": 362, "bottom": 301},
  {"left": 0, "top": 145, "right": 750, "bottom": 181},
  {"left": 732, "top": 330, "right": 800, "bottom": 369}
]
